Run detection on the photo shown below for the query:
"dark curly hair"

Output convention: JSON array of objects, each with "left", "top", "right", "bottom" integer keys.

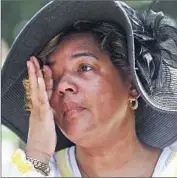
[{"left": 37, "top": 21, "right": 131, "bottom": 82}]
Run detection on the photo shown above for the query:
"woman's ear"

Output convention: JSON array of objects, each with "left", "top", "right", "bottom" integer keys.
[
  {"left": 129, "top": 85, "right": 140, "bottom": 100},
  {"left": 128, "top": 85, "right": 140, "bottom": 110}
]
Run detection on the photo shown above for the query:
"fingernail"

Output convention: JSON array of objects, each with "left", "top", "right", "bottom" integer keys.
[
  {"left": 37, "top": 77, "right": 42, "bottom": 84},
  {"left": 43, "top": 66, "right": 46, "bottom": 72},
  {"left": 27, "top": 61, "right": 30, "bottom": 68},
  {"left": 30, "top": 56, "right": 35, "bottom": 62},
  {"left": 30, "top": 56, "right": 33, "bottom": 61}
]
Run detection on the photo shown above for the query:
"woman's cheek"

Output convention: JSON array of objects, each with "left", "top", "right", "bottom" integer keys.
[
  {"left": 50, "top": 93, "right": 62, "bottom": 117},
  {"left": 50, "top": 92, "right": 57, "bottom": 108}
]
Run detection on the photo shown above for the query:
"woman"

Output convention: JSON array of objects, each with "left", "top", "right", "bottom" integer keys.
[{"left": 2, "top": 1, "right": 177, "bottom": 177}]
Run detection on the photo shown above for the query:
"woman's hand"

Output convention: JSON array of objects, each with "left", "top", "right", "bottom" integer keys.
[{"left": 26, "top": 56, "right": 56, "bottom": 163}]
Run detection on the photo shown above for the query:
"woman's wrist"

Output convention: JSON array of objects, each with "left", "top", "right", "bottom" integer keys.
[
  {"left": 11, "top": 149, "right": 51, "bottom": 176},
  {"left": 26, "top": 156, "right": 50, "bottom": 176},
  {"left": 26, "top": 149, "right": 51, "bottom": 164}
]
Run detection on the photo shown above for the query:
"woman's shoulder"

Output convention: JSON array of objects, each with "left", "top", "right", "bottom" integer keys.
[
  {"left": 56, "top": 146, "right": 177, "bottom": 177},
  {"left": 160, "top": 147, "right": 177, "bottom": 177},
  {"left": 55, "top": 146, "right": 177, "bottom": 177},
  {"left": 55, "top": 145, "right": 75, "bottom": 163},
  {"left": 54, "top": 146, "right": 80, "bottom": 177},
  {"left": 152, "top": 147, "right": 177, "bottom": 177}
]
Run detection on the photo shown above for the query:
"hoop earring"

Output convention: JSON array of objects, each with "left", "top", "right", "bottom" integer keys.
[{"left": 129, "top": 99, "right": 138, "bottom": 110}]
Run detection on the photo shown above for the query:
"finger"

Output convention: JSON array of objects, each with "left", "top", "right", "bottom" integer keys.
[
  {"left": 30, "top": 56, "right": 43, "bottom": 78},
  {"left": 38, "top": 77, "right": 50, "bottom": 111},
  {"left": 27, "top": 60, "right": 39, "bottom": 107},
  {"left": 43, "top": 65, "right": 53, "bottom": 100}
]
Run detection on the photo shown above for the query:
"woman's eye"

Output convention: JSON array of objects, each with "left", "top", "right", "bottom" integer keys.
[{"left": 79, "top": 64, "right": 93, "bottom": 72}]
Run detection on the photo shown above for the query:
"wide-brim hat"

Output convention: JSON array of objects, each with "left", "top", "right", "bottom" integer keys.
[{"left": 2, "top": 0, "right": 177, "bottom": 151}]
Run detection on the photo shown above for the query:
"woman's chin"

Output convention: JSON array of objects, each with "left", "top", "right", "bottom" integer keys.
[
  {"left": 58, "top": 113, "right": 92, "bottom": 143},
  {"left": 60, "top": 125, "right": 87, "bottom": 144}
]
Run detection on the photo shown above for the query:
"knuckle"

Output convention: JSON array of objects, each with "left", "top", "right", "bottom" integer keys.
[
  {"left": 31, "top": 107, "right": 39, "bottom": 113},
  {"left": 38, "top": 97, "right": 46, "bottom": 106},
  {"left": 31, "top": 98, "right": 39, "bottom": 106}
]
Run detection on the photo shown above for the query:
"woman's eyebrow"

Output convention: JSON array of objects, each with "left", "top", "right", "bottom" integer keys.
[{"left": 71, "top": 52, "right": 98, "bottom": 60}]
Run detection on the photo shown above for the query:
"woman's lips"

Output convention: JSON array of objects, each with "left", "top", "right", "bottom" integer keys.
[
  {"left": 62, "top": 101, "right": 85, "bottom": 120},
  {"left": 64, "top": 107, "right": 85, "bottom": 120}
]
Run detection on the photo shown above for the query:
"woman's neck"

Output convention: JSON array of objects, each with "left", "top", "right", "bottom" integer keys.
[{"left": 76, "top": 115, "right": 161, "bottom": 177}]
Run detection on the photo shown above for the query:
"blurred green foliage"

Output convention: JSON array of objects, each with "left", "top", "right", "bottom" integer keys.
[
  {"left": 2, "top": 0, "right": 47, "bottom": 46},
  {"left": 2, "top": 0, "right": 177, "bottom": 48},
  {"left": 2, "top": 125, "right": 19, "bottom": 141}
]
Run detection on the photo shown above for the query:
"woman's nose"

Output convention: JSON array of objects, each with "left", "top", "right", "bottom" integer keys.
[{"left": 56, "top": 76, "right": 78, "bottom": 95}]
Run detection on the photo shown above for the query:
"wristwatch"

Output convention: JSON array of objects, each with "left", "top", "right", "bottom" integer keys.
[{"left": 26, "top": 156, "right": 50, "bottom": 176}]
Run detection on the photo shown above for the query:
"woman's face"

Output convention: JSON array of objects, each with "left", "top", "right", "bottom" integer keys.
[{"left": 50, "top": 33, "right": 132, "bottom": 146}]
